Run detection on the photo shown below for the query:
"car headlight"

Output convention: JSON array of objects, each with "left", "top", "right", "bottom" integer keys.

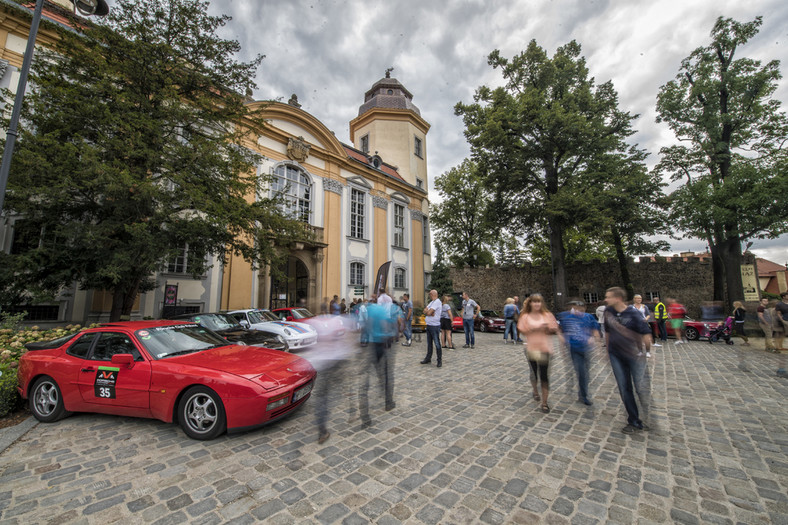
[
  {"left": 284, "top": 328, "right": 292, "bottom": 336},
  {"left": 266, "top": 392, "right": 290, "bottom": 411},
  {"left": 277, "top": 335, "right": 286, "bottom": 345}
]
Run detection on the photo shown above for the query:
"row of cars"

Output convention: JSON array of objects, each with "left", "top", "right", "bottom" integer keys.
[{"left": 16, "top": 307, "right": 345, "bottom": 441}]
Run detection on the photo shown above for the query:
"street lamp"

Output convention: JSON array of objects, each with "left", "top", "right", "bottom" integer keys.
[{"left": 0, "top": 0, "right": 109, "bottom": 213}]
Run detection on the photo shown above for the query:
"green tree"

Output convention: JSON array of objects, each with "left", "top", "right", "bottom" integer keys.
[
  {"left": 1, "top": 0, "right": 308, "bottom": 320},
  {"left": 656, "top": 16, "right": 788, "bottom": 307},
  {"left": 455, "top": 41, "right": 638, "bottom": 307},
  {"left": 428, "top": 247, "right": 454, "bottom": 297},
  {"left": 430, "top": 159, "right": 496, "bottom": 268}
]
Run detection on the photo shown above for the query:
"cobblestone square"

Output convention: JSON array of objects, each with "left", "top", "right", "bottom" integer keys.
[{"left": 1, "top": 333, "right": 787, "bottom": 524}]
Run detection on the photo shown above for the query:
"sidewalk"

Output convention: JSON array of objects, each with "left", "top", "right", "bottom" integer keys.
[{"left": 0, "top": 334, "right": 786, "bottom": 524}]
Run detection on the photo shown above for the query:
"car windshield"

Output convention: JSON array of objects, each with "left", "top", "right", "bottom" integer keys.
[
  {"left": 136, "top": 325, "right": 229, "bottom": 359},
  {"left": 245, "top": 310, "right": 266, "bottom": 324},
  {"left": 255, "top": 310, "right": 280, "bottom": 322},
  {"left": 290, "top": 308, "right": 314, "bottom": 319},
  {"left": 482, "top": 310, "right": 499, "bottom": 317},
  {"left": 191, "top": 314, "right": 241, "bottom": 332}
]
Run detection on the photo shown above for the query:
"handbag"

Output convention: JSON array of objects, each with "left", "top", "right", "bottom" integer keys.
[{"left": 525, "top": 347, "right": 549, "bottom": 364}]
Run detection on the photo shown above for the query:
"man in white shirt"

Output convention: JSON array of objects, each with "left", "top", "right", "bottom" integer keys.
[
  {"left": 421, "top": 289, "right": 443, "bottom": 368},
  {"left": 377, "top": 287, "right": 392, "bottom": 305},
  {"left": 461, "top": 292, "right": 480, "bottom": 348}
]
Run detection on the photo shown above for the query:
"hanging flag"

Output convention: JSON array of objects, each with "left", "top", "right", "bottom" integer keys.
[{"left": 374, "top": 261, "right": 391, "bottom": 295}]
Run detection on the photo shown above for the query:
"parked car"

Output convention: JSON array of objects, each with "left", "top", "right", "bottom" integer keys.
[
  {"left": 474, "top": 310, "right": 506, "bottom": 332},
  {"left": 271, "top": 307, "right": 348, "bottom": 339},
  {"left": 170, "top": 312, "right": 289, "bottom": 352},
  {"left": 648, "top": 314, "right": 718, "bottom": 341},
  {"left": 227, "top": 309, "right": 317, "bottom": 350},
  {"left": 412, "top": 307, "right": 462, "bottom": 332},
  {"left": 18, "top": 321, "right": 316, "bottom": 440}
]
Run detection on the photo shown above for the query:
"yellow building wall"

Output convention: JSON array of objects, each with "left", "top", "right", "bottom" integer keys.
[
  {"left": 353, "top": 119, "right": 427, "bottom": 186},
  {"left": 373, "top": 204, "right": 388, "bottom": 283},
  {"left": 322, "top": 186, "right": 342, "bottom": 300},
  {"left": 221, "top": 252, "right": 254, "bottom": 310},
  {"left": 410, "top": 217, "right": 425, "bottom": 307}
]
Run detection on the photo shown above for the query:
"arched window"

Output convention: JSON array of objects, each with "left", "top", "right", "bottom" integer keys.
[
  {"left": 272, "top": 164, "right": 312, "bottom": 223},
  {"left": 349, "top": 262, "right": 365, "bottom": 286}
]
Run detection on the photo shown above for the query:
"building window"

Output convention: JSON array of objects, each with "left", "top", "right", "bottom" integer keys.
[
  {"left": 645, "top": 291, "right": 660, "bottom": 301},
  {"left": 394, "top": 268, "right": 406, "bottom": 289},
  {"left": 272, "top": 164, "right": 312, "bottom": 222},
  {"left": 0, "top": 304, "right": 60, "bottom": 322},
  {"left": 583, "top": 292, "right": 599, "bottom": 304},
  {"left": 422, "top": 218, "right": 430, "bottom": 254},
  {"left": 394, "top": 204, "right": 405, "bottom": 248},
  {"left": 166, "top": 244, "right": 203, "bottom": 274},
  {"left": 350, "top": 262, "right": 365, "bottom": 286},
  {"left": 416, "top": 178, "right": 424, "bottom": 190},
  {"left": 360, "top": 134, "right": 369, "bottom": 154},
  {"left": 350, "top": 188, "right": 365, "bottom": 239},
  {"left": 414, "top": 136, "right": 422, "bottom": 158}
]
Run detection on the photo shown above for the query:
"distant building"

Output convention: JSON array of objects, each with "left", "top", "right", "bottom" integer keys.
[{"left": 756, "top": 258, "right": 788, "bottom": 295}]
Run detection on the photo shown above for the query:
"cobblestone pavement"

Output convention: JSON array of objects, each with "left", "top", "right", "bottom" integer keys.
[{"left": 1, "top": 333, "right": 787, "bottom": 524}]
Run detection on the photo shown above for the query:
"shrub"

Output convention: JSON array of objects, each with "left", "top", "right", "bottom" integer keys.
[{"left": 0, "top": 367, "right": 22, "bottom": 418}]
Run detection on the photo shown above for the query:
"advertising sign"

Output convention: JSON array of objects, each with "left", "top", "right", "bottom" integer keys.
[{"left": 740, "top": 264, "right": 759, "bottom": 301}]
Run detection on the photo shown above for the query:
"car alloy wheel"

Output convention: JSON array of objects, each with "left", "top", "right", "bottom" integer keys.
[
  {"left": 479, "top": 323, "right": 487, "bottom": 332},
  {"left": 685, "top": 327, "right": 699, "bottom": 341},
  {"left": 179, "top": 386, "right": 226, "bottom": 440},
  {"left": 30, "top": 376, "right": 70, "bottom": 422}
]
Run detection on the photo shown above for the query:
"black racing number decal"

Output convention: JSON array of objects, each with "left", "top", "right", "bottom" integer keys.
[{"left": 94, "top": 367, "right": 119, "bottom": 399}]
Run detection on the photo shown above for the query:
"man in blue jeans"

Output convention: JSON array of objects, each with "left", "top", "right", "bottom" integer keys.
[
  {"left": 556, "top": 300, "right": 600, "bottom": 405},
  {"left": 604, "top": 286, "right": 652, "bottom": 434},
  {"left": 400, "top": 293, "right": 413, "bottom": 346},
  {"left": 461, "top": 292, "right": 480, "bottom": 348},
  {"left": 421, "top": 289, "right": 443, "bottom": 368}
]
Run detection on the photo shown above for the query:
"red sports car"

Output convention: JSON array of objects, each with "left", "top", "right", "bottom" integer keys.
[
  {"left": 17, "top": 321, "right": 316, "bottom": 440},
  {"left": 473, "top": 310, "right": 506, "bottom": 333},
  {"left": 649, "top": 315, "right": 719, "bottom": 341}
]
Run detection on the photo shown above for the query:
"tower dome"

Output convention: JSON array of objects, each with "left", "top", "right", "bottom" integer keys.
[{"left": 357, "top": 69, "right": 421, "bottom": 117}]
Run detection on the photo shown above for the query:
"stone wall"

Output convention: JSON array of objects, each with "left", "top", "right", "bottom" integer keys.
[{"left": 450, "top": 253, "right": 758, "bottom": 321}]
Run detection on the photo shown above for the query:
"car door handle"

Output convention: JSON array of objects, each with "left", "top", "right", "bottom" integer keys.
[{"left": 81, "top": 368, "right": 95, "bottom": 372}]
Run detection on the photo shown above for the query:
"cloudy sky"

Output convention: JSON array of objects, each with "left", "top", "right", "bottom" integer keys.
[{"left": 201, "top": 0, "right": 788, "bottom": 264}]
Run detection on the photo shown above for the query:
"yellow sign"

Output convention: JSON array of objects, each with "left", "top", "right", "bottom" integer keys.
[{"left": 741, "top": 264, "right": 759, "bottom": 301}]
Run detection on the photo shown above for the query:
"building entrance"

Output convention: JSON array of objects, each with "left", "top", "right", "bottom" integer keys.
[{"left": 269, "top": 257, "right": 309, "bottom": 310}]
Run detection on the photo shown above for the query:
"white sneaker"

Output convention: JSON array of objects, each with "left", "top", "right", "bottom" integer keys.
[
  {"left": 675, "top": 340, "right": 683, "bottom": 345},
  {"left": 653, "top": 343, "right": 662, "bottom": 347},
  {"left": 646, "top": 352, "right": 651, "bottom": 358}
]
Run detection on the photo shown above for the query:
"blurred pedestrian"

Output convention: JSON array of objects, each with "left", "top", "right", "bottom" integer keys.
[
  {"left": 776, "top": 292, "right": 788, "bottom": 351},
  {"left": 667, "top": 298, "right": 687, "bottom": 344},
  {"left": 401, "top": 294, "right": 413, "bottom": 346},
  {"left": 556, "top": 299, "right": 600, "bottom": 405},
  {"left": 595, "top": 302, "right": 606, "bottom": 337},
  {"left": 461, "top": 292, "right": 480, "bottom": 348},
  {"left": 632, "top": 294, "right": 653, "bottom": 357},
  {"left": 518, "top": 293, "right": 559, "bottom": 413},
  {"left": 604, "top": 287, "right": 652, "bottom": 434},
  {"left": 732, "top": 301, "right": 750, "bottom": 346},
  {"left": 514, "top": 295, "right": 523, "bottom": 342},
  {"left": 377, "top": 287, "right": 392, "bottom": 305},
  {"left": 440, "top": 295, "right": 455, "bottom": 349},
  {"left": 421, "top": 289, "right": 443, "bottom": 367},
  {"left": 757, "top": 298, "right": 775, "bottom": 352},
  {"left": 359, "top": 300, "right": 397, "bottom": 426},
  {"left": 330, "top": 295, "right": 340, "bottom": 315},
  {"left": 503, "top": 298, "right": 518, "bottom": 344}
]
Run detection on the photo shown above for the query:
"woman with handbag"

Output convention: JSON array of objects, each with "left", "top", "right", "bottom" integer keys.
[{"left": 518, "top": 294, "right": 559, "bottom": 413}]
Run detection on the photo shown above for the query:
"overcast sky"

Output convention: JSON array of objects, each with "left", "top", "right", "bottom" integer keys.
[{"left": 199, "top": 0, "right": 788, "bottom": 265}]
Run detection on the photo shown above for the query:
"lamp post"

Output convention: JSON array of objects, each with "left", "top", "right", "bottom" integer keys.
[{"left": 0, "top": 0, "right": 109, "bottom": 214}]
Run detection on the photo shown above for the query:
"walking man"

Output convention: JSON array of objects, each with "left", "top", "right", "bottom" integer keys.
[
  {"left": 461, "top": 291, "right": 480, "bottom": 348},
  {"left": 421, "top": 289, "right": 443, "bottom": 367},
  {"left": 604, "top": 287, "right": 652, "bottom": 434},
  {"left": 556, "top": 300, "right": 600, "bottom": 405}
]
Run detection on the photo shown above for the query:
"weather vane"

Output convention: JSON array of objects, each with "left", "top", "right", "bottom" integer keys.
[{"left": 385, "top": 67, "right": 394, "bottom": 78}]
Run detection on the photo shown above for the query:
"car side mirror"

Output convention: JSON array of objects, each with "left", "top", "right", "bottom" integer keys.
[
  {"left": 111, "top": 353, "right": 135, "bottom": 367},
  {"left": 286, "top": 316, "right": 294, "bottom": 322}
]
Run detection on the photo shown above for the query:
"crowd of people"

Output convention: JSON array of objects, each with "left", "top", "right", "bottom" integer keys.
[{"left": 302, "top": 288, "right": 788, "bottom": 443}]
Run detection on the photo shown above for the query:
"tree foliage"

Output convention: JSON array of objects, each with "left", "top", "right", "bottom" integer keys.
[
  {"left": 656, "top": 16, "right": 788, "bottom": 306},
  {"left": 455, "top": 41, "right": 640, "bottom": 305},
  {"left": 428, "top": 247, "right": 454, "bottom": 297},
  {"left": 1, "top": 0, "right": 308, "bottom": 319},
  {"left": 430, "top": 159, "right": 496, "bottom": 268}
]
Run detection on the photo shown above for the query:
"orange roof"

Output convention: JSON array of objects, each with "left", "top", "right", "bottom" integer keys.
[
  {"left": 342, "top": 145, "right": 405, "bottom": 182},
  {"left": 757, "top": 258, "right": 787, "bottom": 277}
]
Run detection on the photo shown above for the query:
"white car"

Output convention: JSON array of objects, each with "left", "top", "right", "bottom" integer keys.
[{"left": 227, "top": 309, "right": 318, "bottom": 350}]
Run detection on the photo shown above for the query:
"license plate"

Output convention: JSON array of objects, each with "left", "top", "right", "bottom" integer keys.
[{"left": 293, "top": 382, "right": 313, "bottom": 402}]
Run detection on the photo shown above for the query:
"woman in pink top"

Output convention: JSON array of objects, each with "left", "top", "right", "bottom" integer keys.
[{"left": 518, "top": 294, "right": 559, "bottom": 413}]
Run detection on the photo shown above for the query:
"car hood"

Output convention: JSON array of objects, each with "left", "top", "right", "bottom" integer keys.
[{"left": 170, "top": 345, "right": 314, "bottom": 389}]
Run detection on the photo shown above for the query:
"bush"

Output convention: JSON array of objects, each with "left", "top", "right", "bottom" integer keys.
[{"left": 0, "top": 367, "right": 22, "bottom": 417}]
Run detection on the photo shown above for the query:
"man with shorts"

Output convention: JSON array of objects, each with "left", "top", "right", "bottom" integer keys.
[{"left": 667, "top": 298, "right": 687, "bottom": 344}]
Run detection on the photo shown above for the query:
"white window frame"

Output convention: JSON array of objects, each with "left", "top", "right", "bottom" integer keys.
[
  {"left": 349, "top": 261, "right": 365, "bottom": 286},
  {"left": 360, "top": 134, "right": 369, "bottom": 154},
  {"left": 394, "top": 267, "right": 406, "bottom": 290},
  {"left": 394, "top": 203, "right": 405, "bottom": 248},
  {"left": 350, "top": 188, "right": 366, "bottom": 239},
  {"left": 414, "top": 136, "right": 423, "bottom": 158},
  {"left": 271, "top": 163, "right": 313, "bottom": 223}
]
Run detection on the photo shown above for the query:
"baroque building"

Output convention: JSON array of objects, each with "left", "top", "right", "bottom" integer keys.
[{"left": 0, "top": 0, "right": 433, "bottom": 326}]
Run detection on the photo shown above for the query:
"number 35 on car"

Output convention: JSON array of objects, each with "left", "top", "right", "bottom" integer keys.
[{"left": 17, "top": 321, "right": 317, "bottom": 440}]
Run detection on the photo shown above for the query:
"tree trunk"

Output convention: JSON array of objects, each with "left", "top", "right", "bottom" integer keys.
[
  {"left": 109, "top": 279, "right": 141, "bottom": 322},
  {"left": 548, "top": 216, "right": 568, "bottom": 310},
  {"left": 720, "top": 235, "right": 744, "bottom": 310},
  {"left": 709, "top": 243, "right": 726, "bottom": 302},
  {"left": 611, "top": 226, "right": 633, "bottom": 300}
]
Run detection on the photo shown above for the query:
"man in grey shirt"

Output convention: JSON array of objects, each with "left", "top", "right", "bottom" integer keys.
[{"left": 461, "top": 292, "right": 480, "bottom": 348}]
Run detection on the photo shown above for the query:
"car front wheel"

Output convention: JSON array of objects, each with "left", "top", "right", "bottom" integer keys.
[
  {"left": 178, "top": 386, "right": 226, "bottom": 440},
  {"left": 479, "top": 322, "right": 487, "bottom": 332},
  {"left": 29, "top": 376, "right": 70, "bottom": 422},
  {"left": 685, "top": 327, "right": 699, "bottom": 341}
]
